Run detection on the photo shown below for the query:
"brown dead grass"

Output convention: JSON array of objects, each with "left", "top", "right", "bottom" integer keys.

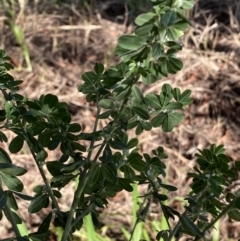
[{"left": 0, "top": 0, "right": 240, "bottom": 240}]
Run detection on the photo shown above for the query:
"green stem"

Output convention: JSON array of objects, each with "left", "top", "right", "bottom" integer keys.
[
  {"left": 92, "top": 143, "right": 105, "bottom": 163},
  {"left": 71, "top": 203, "right": 93, "bottom": 229},
  {"left": 61, "top": 103, "right": 102, "bottom": 241},
  {"left": 26, "top": 138, "right": 60, "bottom": 211},
  {"left": 194, "top": 201, "right": 236, "bottom": 241},
  {"left": 167, "top": 187, "right": 208, "bottom": 241},
  {"left": 87, "top": 103, "right": 101, "bottom": 160},
  {"left": 129, "top": 219, "right": 139, "bottom": 241},
  {"left": 160, "top": 203, "right": 172, "bottom": 232},
  {"left": 1, "top": 187, "right": 22, "bottom": 237},
  {"left": 61, "top": 169, "right": 88, "bottom": 241},
  {"left": 3, "top": 205, "right": 21, "bottom": 237},
  {"left": 70, "top": 143, "right": 105, "bottom": 231}
]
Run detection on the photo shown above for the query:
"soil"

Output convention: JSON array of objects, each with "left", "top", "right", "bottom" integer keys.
[{"left": 0, "top": 0, "right": 240, "bottom": 240}]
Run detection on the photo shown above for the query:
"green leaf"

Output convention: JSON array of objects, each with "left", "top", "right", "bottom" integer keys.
[
  {"left": 81, "top": 71, "right": 97, "bottom": 84},
  {"left": 168, "top": 58, "right": 183, "bottom": 73},
  {"left": 79, "top": 132, "right": 102, "bottom": 141},
  {"left": 213, "top": 144, "right": 225, "bottom": 155},
  {"left": 38, "top": 130, "right": 52, "bottom": 147},
  {"left": 36, "top": 150, "right": 48, "bottom": 163},
  {"left": 48, "top": 139, "right": 60, "bottom": 150},
  {"left": 7, "top": 191, "right": 18, "bottom": 210},
  {"left": 51, "top": 174, "right": 76, "bottom": 188},
  {"left": 115, "top": 86, "right": 131, "bottom": 101},
  {"left": 4, "top": 208, "right": 22, "bottom": 224},
  {"left": 43, "top": 94, "right": 58, "bottom": 108},
  {"left": 135, "top": 123, "right": 144, "bottom": 135},
  {"left": 128, "top": 153, "right": 146, "bottom": 172},
  {"left": 144, "top": 94, "right": 161, "bottom": 109},
  {"left": 0, "top": 163, "right": 27, "bottom": 176},
  {"left": 209, "top": 179, "right": 222, "bottom": 196},
  {"left": 33, "top": 185, "right": 44, "bottom": 194},
  {"left": 127, "top": 138, "right": 138, "bottom": 149},
  {"left": 52, "top": 189, "right": 62, "bottom": 198},
  {"left": 132, "top": 107, "right": 149, "bottom": 120},
  {"left": 101, "top": 144, "right": 112, "bottom": 163},
  {"left": 9, "top": 136, "right": 24, "bottom": 153},
  {"left": 162, "top": 112, "right": 184, "bottom": 132},
  {"left": 161, "top": 204, "right": 176, "bottom": 221},
  {"left": 0, "top": 131, "right": 7, "bottom": 142},
  {"left": 156, "top": 230, "right": 169, "bottom": 241},
  {"left": 132, "top": 85, "right": 143, "bottom": 103},
  {"left": 149, "top": 157, "right": 165, "bottom": 169},
  {"left": 94, "top": 63, "right": 104, "bottom": 74},
  {"left": 173, "top": 88, "right": 193, "bottom": 106},
  {"left": 46, "top": 161, "right": 64, "bottom": 177},
  {"left": 91, "top": 212, "right": 102, "bottom": 229},
  {"left": 142, "top": 72, "right": 158, "bottom": 84},
  {"left": 135, "top": 23, "right": 154, "bottom": 37},
  {"left": 70, "top": 142, "right": 86, "bottom": 152},
  {"left": 235, "top": 197, "right": 240, "bottom": 209},
  {"left": 28, "top": 231, "right": 51, "bottom": 241},
  {"left": 67, "top": 123, "right": 82, "bottom": 133},
  {"left": 160, "top": 183, "right": 177, "bottom": 191},
  {"left": 88, "top": 163, "right": 100, "bottom": 187},
  {"left": 116, "top": 62, "right": 127, "bottom": 74},
  {"left": 153, "top": 192, "right": 168, "bottom": 202},
  {"left": 135, "top": 12, "right": 156, "bottom": 26},
  {"left": 138, "top": 200, "right": 151, "bottom": 221},
  {"left": 163, "top": 102, "right": 182, "bottom": 110},
  {"left": 191, "top": 179, "right": 207, "bottom": 194},
  {"left": 4, "top": 101, "right": 11, "bottom": 120},
  {"left": 118, "top": 178, "right": 133, "bottom": 192},
  {"left": 180, "top": 214, "right": 203, "bottom": 237},
  {"left": 167, "top": 27, "right": 183, "bottom": 40},
  {"left": 172, "top": 20, "right": 190, "bottom": 31},
  {"left": 0, "top": 173, "right": 23, "bottom": 192},
  {"left": 127, "top": 120, "right": 139, "bottom": 129},
  {"left": 162, "top": 83, "right": 172, "bottom": 94},
  {"left": 26, "top": 100, "right": 41, "bottom": 110},
  {"left": 99, "top": 99, "right": 114, "bottom": 109},
  {"left": 38, "top": 212, "right": 53, "bottom": 233},
  {"left": 0, "top": 191, "right": 7, "bottom": 209},
  {"left": 104, "top": 183, "right": 122, "bottom": 197},
  {"left": 118, "top": 35, "right": 146, "bottom": 51},
  {"left": 235, "top": 161, "right": 240, "bottom": 171},
  {"left": 160, "top": 57, "right": 168, "bottom": 76},
  {"left": 152, "top": 43, "right": 163, "bottom": 59},
  {"left": 141, "top": 121, "right": 152, "bottom": 131},
  {"left": 98, "top": 110, "right": 112, "bottom": 119},
  {"left": 11, "top": 191, "right": 33, "bottom": 201},
  {"left": 101, "top": 164, "right": 117, "bottom": 183},
  {"left": 151, "top": 113, "right": 166, "bottom": 127},
  {"left": 0, "top": 147, "right": 12, "bottom": 163},
  {"left": 109, "top": 141, "right": 128, "bottom": 150},
  {"left": 228, "top": 209, "right": 240, "bottom": 221},
  {"left": 120, "top": 165, "right": 135, "bottom": 180},
  {"left": 60, "top": 161, "right": 85, "bottom": 174},
  {"left": 28, "top": 194, "right": 49, "bottom": 213},
  {"left": 161, "top": 11, "right": 177, "bottom": 27},
  {"left": 181, "top": 0, "right": 195, "bottom": 9}
]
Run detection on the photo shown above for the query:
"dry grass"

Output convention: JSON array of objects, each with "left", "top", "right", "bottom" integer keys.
[{"left": 0, "top": 0, "right": 240, "bottom": 240}]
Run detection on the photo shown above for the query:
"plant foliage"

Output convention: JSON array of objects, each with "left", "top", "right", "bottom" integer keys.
[{"left": 0, "top": 0, "right": 239, "bottom": 240}]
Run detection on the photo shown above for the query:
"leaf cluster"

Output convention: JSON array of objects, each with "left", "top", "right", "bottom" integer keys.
[{"left": 0, "top": 1, "right": 239, "bottom": 241}]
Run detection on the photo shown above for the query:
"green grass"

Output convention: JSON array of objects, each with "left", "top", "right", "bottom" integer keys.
[{"left": 2, "top": 0, "right": 32, "bottom": 71}]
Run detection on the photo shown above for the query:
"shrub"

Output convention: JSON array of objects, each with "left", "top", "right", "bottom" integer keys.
[{"left": 0, "top": 0, "right": 240, "bottom": 240}]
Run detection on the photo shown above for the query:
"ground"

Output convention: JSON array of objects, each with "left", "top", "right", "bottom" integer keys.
[{"left": 0, "top": 0, "right": 240, "bottom": 240}]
